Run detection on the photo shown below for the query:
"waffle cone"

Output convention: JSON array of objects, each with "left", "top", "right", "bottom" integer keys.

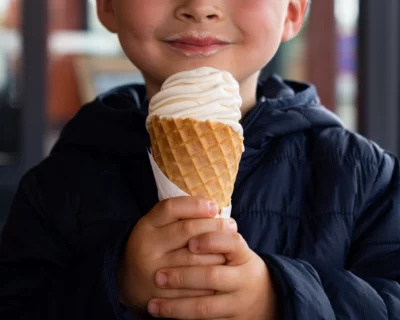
[{"left": 148, "top": 116, "right": 243, "bottom": 212}]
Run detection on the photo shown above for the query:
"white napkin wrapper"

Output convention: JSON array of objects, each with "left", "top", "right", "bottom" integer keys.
[{"left": 148, "top": 151, "right": 232, "bottom": 218}]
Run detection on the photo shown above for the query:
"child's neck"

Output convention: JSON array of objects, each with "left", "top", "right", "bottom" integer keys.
[{"left": 239, "top": 72, "right": 259, "bottom": 120}]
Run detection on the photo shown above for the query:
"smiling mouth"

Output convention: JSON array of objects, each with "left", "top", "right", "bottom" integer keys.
[{"left": 164, "top": 34, "right": 231, "bottom": 57}]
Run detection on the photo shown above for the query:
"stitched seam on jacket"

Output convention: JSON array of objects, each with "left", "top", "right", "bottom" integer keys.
[
  {"left": 242, "top": 152, "right": 380, "bottom": 167},
  {"left": 361, "top": 242, "right": 400, "bottom": 247}
]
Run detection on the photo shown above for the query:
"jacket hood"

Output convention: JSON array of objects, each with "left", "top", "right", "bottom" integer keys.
[{"left": 52, "top": 75, "right": 343, "bottom": 156}]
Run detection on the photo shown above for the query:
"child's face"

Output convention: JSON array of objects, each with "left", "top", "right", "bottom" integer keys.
[{"left": 97, "top": 0, "right": 307, "bottom": 97}]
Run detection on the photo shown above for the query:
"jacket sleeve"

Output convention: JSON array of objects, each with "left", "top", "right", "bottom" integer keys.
[
  {"left": 262, "top": 151, "right": 400, "bottom": 320},
  {"left": 0, "top": 171, "right": 135, "bottom": 320}
]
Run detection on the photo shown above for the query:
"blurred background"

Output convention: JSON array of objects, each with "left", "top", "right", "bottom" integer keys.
[{"left": 0, "top": 0, "right": 399, "bottom": 227}]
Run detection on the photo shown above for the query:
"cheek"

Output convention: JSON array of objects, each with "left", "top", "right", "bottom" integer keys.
[
  {"left": 116, "top": 0, "right": 160, "bottom": 41},
  {"left": 235, "top": 0, "right": 285, "bottom": 62},
  {"left": 236, "top": 0, "right": 285, "bottom": 45}
]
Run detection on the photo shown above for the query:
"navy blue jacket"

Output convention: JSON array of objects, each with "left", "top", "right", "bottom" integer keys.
[{"left": 1, "top": 75, "right": 399, "bottom": 319}]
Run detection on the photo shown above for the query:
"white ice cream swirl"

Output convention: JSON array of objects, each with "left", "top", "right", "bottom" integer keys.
[{"left": 146, "top": 67, "right": 243, "bottom": 136}]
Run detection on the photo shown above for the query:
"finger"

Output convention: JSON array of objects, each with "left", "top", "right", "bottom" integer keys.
[
  {"left": 155, "top": 288, "right": 215, "bottom": 299},
  {"left": 189, "top": 231, "right": 253, "bottom": 266},
  {"left": 148, "top": 294, "right": 236, "bottom": 319},
  {"left": 166, "top": 247, "right": 226, "bottom": 267},
  {"left": 155, "top": 266, "right": 241, "bottom": 292},
  {"left": 145, "top": 197, "right": 218, "bottom": 227},
  {"left": 160, "top": 218, "right": 237, "bottom": 251}
]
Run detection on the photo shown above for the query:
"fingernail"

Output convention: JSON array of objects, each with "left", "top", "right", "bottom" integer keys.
[
  {"left": 209, "top": 201, "right": 218, "bottom": 216},
  {"left": 189, "top": 238, "right": 199, "bottom": 251},
  {"left": 148, "top": 302, "right": 159, "bottom": 316},
  {"left": 229, "top": 219, "right": 237, "bottom": 231},
  {"left": 155, "top": 272, "right": 168, "bottom": 287}
]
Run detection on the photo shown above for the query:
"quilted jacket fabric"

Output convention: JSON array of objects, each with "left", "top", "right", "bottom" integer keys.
[{"left": 0, "top": 75, "right": 399, "bottom": 319}]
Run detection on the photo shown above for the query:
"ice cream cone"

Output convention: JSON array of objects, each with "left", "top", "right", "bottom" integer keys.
[
  {"left": 146, "top": 67, "right": 244, "bottom": 214},
  {"left": 148, "top": 115, "right": 243, "bottom": 212}
]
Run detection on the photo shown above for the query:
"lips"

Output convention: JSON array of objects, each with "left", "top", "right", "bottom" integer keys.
[
  {"left": 164, "top": 34, "right": 231, "bottom": 57},
  {"left": 170, "top": 36, "right": 228, "bottom": 46}
]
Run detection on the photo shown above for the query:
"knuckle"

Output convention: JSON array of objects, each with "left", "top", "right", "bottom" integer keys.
[
  {"left": 159, "top": 302, "right": 173, "bottom": 317},
  {"left": 233, "top": 232, "right": 244, "bottom": 243},
  {"left": 195, "top": 301, "right": 211, "bottom": 318},
  {"left": 171, "top": 270, "right": 185, "bottom": 287},
  {"left": 157, "top": 289, "right": 169, "bottom": 299},
  {"left": 195, "top": 198, "right": 206, "bottom": 212},
  {"left": 180, "top": 220, "right": 195, "bottom": 236},
  {"left": 206, "top": 266, "right": 221, "bottom": 285},
  {"left": 202, "top": 233, "right": 214, "bottom": 249},
  {"left": 217, "top": 218, "right": 226, "bottom": 231},
  {"left": 134, "top": 219, "right": 150, "bottom": 234},
  {"left": 161, "top": 199, "right": 174, "bottom": 215},
  {"left": 186, "top": 253, "right": 198, "bottom": 265}
]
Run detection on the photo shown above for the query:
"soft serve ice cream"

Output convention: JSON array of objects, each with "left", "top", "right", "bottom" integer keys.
[{"left": 146, "top": 67, "right": 243, "bottom": 137}]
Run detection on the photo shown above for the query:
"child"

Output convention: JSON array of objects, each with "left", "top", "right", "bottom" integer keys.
[{"left": 1, "top": 0, "right": 399, "bottom": 319}]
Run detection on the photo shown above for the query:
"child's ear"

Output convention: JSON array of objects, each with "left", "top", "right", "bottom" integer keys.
[
  {"left": 281, "top": 0, "right": 308, "bottom": 42},
  {"left": 96, "top": 0, "right": 118, "bottom": 33}
]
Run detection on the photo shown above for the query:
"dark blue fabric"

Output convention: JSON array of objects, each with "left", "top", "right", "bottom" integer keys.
[{"left": 0, "top": 75, "right": 399, "bottom": 319}]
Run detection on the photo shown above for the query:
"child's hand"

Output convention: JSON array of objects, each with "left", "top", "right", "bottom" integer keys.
[
  {"left": 147, "top": 230, "right": 278, "bottom": 320},
  {"left": 116, "top": 197, "right": 237, "bottom": 313}
]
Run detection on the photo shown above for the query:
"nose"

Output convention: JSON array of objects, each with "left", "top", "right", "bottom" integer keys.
[{"left": 175, "top": 1, "right": 224, "bottom": 23}]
